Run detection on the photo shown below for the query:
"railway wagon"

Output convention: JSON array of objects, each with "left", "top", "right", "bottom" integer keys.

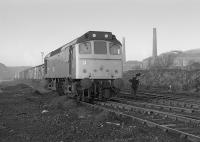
[
  {"left": 33, "top": 64, "right": 45, "bottom": 80},
  {"left": 18, "top": 64, "right": 44, "bottom": 80},
  {"left": 45, "top": 31, "right": 124, "bottom": 101}
]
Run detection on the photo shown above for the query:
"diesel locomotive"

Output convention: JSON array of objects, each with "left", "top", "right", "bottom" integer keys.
[{"left": 18, "top": 31, "right": 124, "bottom": 102}]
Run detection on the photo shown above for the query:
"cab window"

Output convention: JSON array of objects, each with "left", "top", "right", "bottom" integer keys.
[
  {"left": 79, "top": 42, "right": 91, "bottom": 54},
  {"left": 94, "top": 41, "right": 107, "bottom": 54},
  {"left": 109, "top": 43, "right": 121, "bottom": 55}
]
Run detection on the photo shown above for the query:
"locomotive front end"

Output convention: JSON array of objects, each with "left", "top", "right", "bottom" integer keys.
[
  {"left": 76, "top": 32, "right": 123, "bottom": 80},
  {"left": 75, "top": 31, "right": 124, "bottom": 100}
]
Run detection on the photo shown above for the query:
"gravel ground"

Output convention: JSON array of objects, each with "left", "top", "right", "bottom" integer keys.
[{"left": 0, "top": 81, "right": 191, "bottom": 142}]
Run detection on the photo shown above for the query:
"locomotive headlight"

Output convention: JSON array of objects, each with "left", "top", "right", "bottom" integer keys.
[{"left": 105, "top": 34, "right": 108, "bottom": 38}]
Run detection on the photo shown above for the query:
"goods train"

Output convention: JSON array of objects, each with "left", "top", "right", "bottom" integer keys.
[
  {"left": 16, "top": 64, "right": 44, "bottom": 80},
  {"left": 17, "top": 31, "right": 124, "bottom": 102}
]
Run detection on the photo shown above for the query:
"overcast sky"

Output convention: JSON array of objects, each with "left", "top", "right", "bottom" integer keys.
[{"left": 0, "top": 0, "right": 200, "bottom": 66}]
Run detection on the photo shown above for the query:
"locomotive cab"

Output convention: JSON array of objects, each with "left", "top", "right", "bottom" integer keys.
[{"left": 77, "top": 40, "right": 122, "bottom": 79}]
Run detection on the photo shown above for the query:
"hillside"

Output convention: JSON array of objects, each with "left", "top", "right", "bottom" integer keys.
[
  {"left": 0, "top": 62, "right": 31, "bottom": 80},
  {"left": 7, "top": 66, "right": 31, "bottom": 78}
]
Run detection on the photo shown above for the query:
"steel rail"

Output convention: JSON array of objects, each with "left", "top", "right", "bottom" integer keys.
[
  {"left": 120, "top": 91, "right": 179, "bottom": 100},
  {"left": 113, "top": 97, "right": 200, "bottom": 115},
  {"left": 120, "top": 91, "right": 200, "bottom": 109},
  {"left": 102, "top": 101, "right": 200, "bottom": 125},
  {"left": 82, "top": 101, "right": 200, "bottom": 142},
  {"left": 151, "top": 99, "right": 200, "bottom": 109}
]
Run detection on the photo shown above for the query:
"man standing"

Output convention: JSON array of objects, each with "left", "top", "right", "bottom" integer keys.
[{"left": 129, "top": 73, "right": 141, "bottom": 96}]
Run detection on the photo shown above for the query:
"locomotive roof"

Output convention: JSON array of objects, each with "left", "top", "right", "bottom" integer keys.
[
  {"left": 20, "top": 64, "right": 44, "bottom": 73},
  {"left": 45, "top": 31, "right": 122, "bottom": 58},
  {"left": 76, "top": 31, "right": 122, "bottom": 45}
]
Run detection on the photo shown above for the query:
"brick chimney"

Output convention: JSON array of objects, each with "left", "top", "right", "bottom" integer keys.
[{"left": 153, "top": 28, "right": 157, "bottom": 58}]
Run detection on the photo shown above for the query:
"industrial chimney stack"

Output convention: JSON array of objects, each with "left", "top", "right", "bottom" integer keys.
[
  {"left": 122, "top": 37, "right": 126, "bottom": 65},
  {"left": 153, "top": 28, "right": 157, "bottom": 58}
]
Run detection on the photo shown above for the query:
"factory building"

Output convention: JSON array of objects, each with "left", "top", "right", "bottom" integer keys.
[{"left": 124, "top": 28, "right": 200, "bottom": 71}]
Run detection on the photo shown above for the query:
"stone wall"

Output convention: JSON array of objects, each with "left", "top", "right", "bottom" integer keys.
[{"left": 123, "top": 69, "right": 200, "bottom": 92}]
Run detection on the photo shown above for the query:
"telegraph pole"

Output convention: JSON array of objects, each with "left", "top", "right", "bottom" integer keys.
[{"left": 41, "top": 52, "right": 44, "bottom": 64}]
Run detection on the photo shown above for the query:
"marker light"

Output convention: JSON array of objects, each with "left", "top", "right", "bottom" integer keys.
[{"left": 92, "top": 34, "right": 96, "bottom": 37}]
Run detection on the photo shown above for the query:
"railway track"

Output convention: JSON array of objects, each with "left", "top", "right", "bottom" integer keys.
[
  {"left": 151, "top": 99, "right": 200, "bottom": 110},
  {"left": 120, "top": 89, "right": 181, "bottom": 100},
  {"left": 112, "top": 98, "right": 200, "bottom": 120},
  {"left": 82, "top": 100, "right": 200, "bottom": 142},
  {"left": 111, "top": 98, "right": 200, "bottom": 123},
  {"left": 120, "top": 90, "right": 200, "bottom": 109}
]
